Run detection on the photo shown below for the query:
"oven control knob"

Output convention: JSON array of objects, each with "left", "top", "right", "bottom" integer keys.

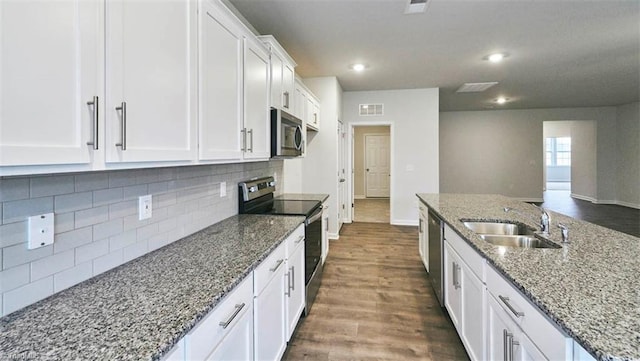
[
  {"left": 249, "top": 186, "right": 257, "bottom": 192},
  {"left": 268, "top": 181, "right": 275, "bottom": 187}
]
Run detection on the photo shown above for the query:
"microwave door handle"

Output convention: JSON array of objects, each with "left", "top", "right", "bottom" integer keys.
[{"left": 295, "top": 125, "right": 303, "bottom": 151}]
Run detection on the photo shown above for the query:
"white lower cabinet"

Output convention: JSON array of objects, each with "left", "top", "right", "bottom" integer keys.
[
  {"left": 444, "top": 240, "right": 485, "bottom": 361},
  {"left": 254, "top": 241, "right": 287, "bottom": 361},
  {"left": 185, "top": 274, "right": 254, "bottom": 360},
  {"left": 418, "top": 203, "right": 429, "bottom": 271},
  {"left": 285, "top": 225, "right": 306, "bottom": 341}
]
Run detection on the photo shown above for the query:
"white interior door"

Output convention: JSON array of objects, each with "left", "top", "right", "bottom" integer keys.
[{"left": 365, "top": 134, "right": 390, "bottom": 198}]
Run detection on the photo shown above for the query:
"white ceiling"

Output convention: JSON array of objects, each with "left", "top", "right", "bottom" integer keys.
[{"left": 226, "top": 0, "right": 640, "bottom": 111}]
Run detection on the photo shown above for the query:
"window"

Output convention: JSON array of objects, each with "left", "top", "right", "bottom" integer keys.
[{"left": 545, "top": 137, "right": 571, "bottom": 166}]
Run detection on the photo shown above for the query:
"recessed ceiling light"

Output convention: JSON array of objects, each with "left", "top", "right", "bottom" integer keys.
[
  {"left": 350, "top": 63, "right": 367, "bottom": 72},
  {"left": 495, "top": 97, "right": 508, "bottom": 104},
  {"left": 485, "top": 53, "right": 509, "bottom": 63}
]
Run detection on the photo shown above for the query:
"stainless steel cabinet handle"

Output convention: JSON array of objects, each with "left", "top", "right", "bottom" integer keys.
[
  {"left": 456, "top": 264, "right": 461, "bottom": 289},
  {"left": 503, "top": 329, "right": 509, "bottom": 361},
  {"left": 86, "top": 96, "right": 99, "bottom": 150},
  {"left": 283, "top": 91, "right": 290, "bottom": 108},
  {"left": 115, "top": 102, "right": 127, "bottom": 150},
  {"left": 247, "top": 129, "right": 253, "bottom": 152},
  {"left": 241, "top": 128, "right": 246, "bottom": 152},
  {"left": 295, "top": 235, "right": 304, "bottom": 244},
  {"left": 452, "top": 261, "right": 457, "bottom": 287},
  {"left": 290, "top": 266, "right": 295, "bottom": 291},
  {"left": 498, "top": 295, "right": 525, "bottom": 318},
  {"left": 285, "top": 271, "right": 290, "bottom": 297},
  {"left": 419, "top": 218, "right": 423, "bottom": 233},
  {"left": 219, "top": 303, "right": 245, "bottom": 329},
  {"left": 270, "top": 259, "right": 284, "bottom": 272}
]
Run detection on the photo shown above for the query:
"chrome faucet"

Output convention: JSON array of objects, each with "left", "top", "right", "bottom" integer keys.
[
  {"left": 503, "top": 206, "right": 551, "bottom": 235},
  {"left": 557, "top": 223, "right": 569, "bottom": 243}
]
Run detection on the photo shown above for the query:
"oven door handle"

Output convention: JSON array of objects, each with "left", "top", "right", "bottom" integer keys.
[{"left": 306, "top": 207, "right": 323, "bottom": 225}]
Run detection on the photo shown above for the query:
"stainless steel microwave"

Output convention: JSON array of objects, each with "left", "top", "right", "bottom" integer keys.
[{"left": 271, "top": 108, "right": 303, "bottom": 158}]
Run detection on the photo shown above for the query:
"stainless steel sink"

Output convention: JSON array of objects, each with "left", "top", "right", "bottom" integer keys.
[
  {"left": 479, "top": 234, "right": 561, "bottom": 249},
  {"left": 462, "top": 221, "right": 535, "bottom": 236}
]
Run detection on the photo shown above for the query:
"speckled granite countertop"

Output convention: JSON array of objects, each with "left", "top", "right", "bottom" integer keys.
[
  {"left": 276, "top": 193, "right": 329, "bottom": 203},
  {"left": 0, "top": 214, "right": 304, "bottom": 361},
  {"left": 416, "top": 193, "right": 639, "bottom": 361}
]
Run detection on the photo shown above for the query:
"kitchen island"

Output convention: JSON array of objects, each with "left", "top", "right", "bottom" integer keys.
[
  {"left": 417, "top": 193, "right": 639, "bottom": 361},
  {"left": 0, "top": 214, "right": 304, "bottom": 360}
]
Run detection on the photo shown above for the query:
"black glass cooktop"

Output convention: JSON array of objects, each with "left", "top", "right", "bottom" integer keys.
[{"left": 261, "top": 200, "right": 321, "bottom": 217}]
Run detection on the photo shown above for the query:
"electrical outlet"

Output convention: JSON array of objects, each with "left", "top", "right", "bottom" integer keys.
[
  {"left": 28, "top": 213, "right": 55, "bottom": 250},
  {"left": 220, "top": 182, "right": 227, "bottom": 197},
  {"left": 139, "top": 195, "right": 152, "bottom": 220}
]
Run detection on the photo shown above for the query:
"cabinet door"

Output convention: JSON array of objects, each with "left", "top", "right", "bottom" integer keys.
[
  {"left": 460, "top": 259, "right": 485, "bottom": 361},
  {"left": 207, "top": 305, "right": 254, "bottom": 361},
  {"left": 254, "top": 265, "right": 286, "bottom": 361},
  {"left": 294, "top": 84, "right": 306, "bottom": 119},
  {"left": 487, "top": 294, "right": 519, "bottom": 361},
  {"left": 444, "top": 243, "right": 462, "bottom": 330},
  {"left": 270, "top": 52, "right": 283, "bottom": 108},
  {"left": 286, "top": 242, "right": 305, "bottom": 341},
  {"left": 0, "top": 0, "right": 101, "bottom": 166},
  {"left": 198, "top": 1, "right": 243, "bottom": 161},
  {"left": 418, "top": 207, "right": 429, "bottom": 271},
  {"left": 105, "top": 0, "right": 197, "bottom": 163},
  {"left": 312, "top": 101, "right": 320, "bottom": 128},
  {"left": 282, "top": 63, "right": 294, "bottom": 111},
  {"left": 243, "top": 38, "right": 270, "bottom": 160}
]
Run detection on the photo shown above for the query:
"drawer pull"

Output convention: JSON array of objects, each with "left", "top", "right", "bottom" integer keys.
[
  {"left": 498, "top": 295, "right": 525, "bottom": 318},
  {"left": 219, "top": 303, "right": 245, "bottom": 329},
  {"left": 270, "top": 259, "right": 284, "bottom": 272},
  {"left": 290, "top": 266, "right": 295, "bottom": 291},
  {"left": 295, "top": 235, "right": 304, "bottom": 244},
  {"left": 285, "top": 271, "right": 290, "bottom": 297}
]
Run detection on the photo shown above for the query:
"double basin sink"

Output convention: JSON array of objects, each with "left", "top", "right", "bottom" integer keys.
[{"left": 462, "top": 221, "right": 561, "bottom": 249}]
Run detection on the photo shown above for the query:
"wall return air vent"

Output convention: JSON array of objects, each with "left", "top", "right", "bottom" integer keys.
[{"left": 359, "top": 104, "right": 384, "bottom": 116}]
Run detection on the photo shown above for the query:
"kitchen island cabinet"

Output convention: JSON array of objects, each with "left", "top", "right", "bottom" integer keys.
[{"left": 416, "top": 193, "right": 639, "bottom": 361}]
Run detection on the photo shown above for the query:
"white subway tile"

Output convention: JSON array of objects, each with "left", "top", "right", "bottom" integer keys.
[
  {"left": 0, "top": 264, "right": 30, "bottom": 292},
  {"left": 75, "top": 238, "right": 109, "bottom": 264},
  {"left": 123, "top": 184, "right": 148, "bottom": 200},
  {"left": 123, "top": 240, "right": 148, "bottom": 262},
  {"left": 0, "top": 178, "right": 30, "bottom": 202},
  {"left": 93, "top": 188, "right": 123, "bottom": 207},
  {"left": 3, "top": 242, "right": 53, "bottom": 270},
  {"left": 92, "top": 219, "right": 123, "bottom": 240},
  {"left": 75, "top": 173, "right": 109, "bottom": 192},
  {"left": 54, "top": 227, "right": 93, "bottom": 254},
  {"left": 54, "top": 192, "right": 93, "bottom": 213},
  {"left": 54, "top": 262, "right": 92, "bottom": 293},
  {"left": 92, "top": 250, "right": 123, "bottom": 276},
  {"left": 75, "top": 206, "right": 108, "bottom": 228},
  {"left": 137, "top": 223, "right": 159, "bottom": 241},
  {"left": 3, "top": 276, "right": 53, "bottom": 316},
  {"left": 2, "top": 197, "right": 54, "bottom": 224},
  {"left": 108, "top": 229, "right": 137, "bottom": 251},
  {"left": 0, "top": 221, "right": 27, "bottom": 248},
  {"left": 30, "top": 250, "right": 74, "bottom": 281},
  {"left": 108, "top": 200, "right": 137, "bottom": 220},
  {"left": 53, "top": 212, "right": 75, "bottom": 234},
  {"left": 30, "top": 175, "right": 74, "bottom": 198}
]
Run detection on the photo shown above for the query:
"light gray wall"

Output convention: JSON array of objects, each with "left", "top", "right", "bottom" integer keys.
[
  {"left": 440, "top": 107, "right": 619, "bottom": 202},
  {"left": 570, "top": 121, "right": 598, "bottom": 200},
  {"left": 343, "top": 88, "right": 439, "bottom": 225},
  {"left": 353, "top": 126, "right": 390, "bottom": 197},
  {"left": 616, "top": 102, "right": 640, "bottom": 207},
  {"left": 0, "top": 161, "right": 283, "bottom": 316}
]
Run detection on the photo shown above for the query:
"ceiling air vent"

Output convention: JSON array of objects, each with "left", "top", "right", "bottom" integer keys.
[
  {"left": 405, "top": 0, "right": 430, "bottom": 14},
  {"left": 359, "top": 104, "right": 383, "bottom": 116},
  {"left": 456, "top": 82, "right": 499, "bottom": 93}
]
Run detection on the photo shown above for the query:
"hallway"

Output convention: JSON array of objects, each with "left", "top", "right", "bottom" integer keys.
[
  {"left": 283, "top": 222, "right": 468, "bottom": 361},
  {"left": 353, "top": 198, "right": 390, "bottom": 223}
]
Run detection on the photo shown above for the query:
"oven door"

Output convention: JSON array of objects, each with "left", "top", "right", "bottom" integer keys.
[{"left": 304, "top": 206, "right": 322, "bottom": 284}]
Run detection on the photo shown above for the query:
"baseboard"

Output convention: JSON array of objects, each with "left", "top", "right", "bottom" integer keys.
[
  {"left": 391, "top": 219, "right": 419, "bottom": 226},
  {"left": 516, "top": 197, "right": 544, "bottom": 203},
  {"left": 328, "top": 232, "right": 340, "bottom": 240},
  {"left": 354, "top": 195, "right": 366, "bottom": 199},
  {"left": 614, "top": 200, "right": 640, "bottom": 209},
  {"left": 570, "top": 193, "right": 597, "bottom": 203},
  {"left": 592, "top": 198, "right": 616, "bottom": 205}
]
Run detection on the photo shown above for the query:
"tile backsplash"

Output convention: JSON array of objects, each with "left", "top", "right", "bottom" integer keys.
[{"left": 0, "top": 161, "right": 283, "bottom": 317}]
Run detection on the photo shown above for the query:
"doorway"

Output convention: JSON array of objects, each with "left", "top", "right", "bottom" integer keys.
[{"left": 352, "top": 125, "right": 391, "bottom": 223}]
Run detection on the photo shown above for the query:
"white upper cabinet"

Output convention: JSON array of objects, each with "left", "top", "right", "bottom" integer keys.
[
  {"left": 243, "top": 37, "right": 271, "bottom": 160},
  {"left": 105, "top": 0, "right": 197, "bottom": 163},
  {"left": 259, "top": 35, "right": 296, "bottom": 112},
  {"left": 198, "top": 0, "right": 243, "bottom": 161},
  {"left": 0, "top": 0, "right": 102, "bottom": 167}
]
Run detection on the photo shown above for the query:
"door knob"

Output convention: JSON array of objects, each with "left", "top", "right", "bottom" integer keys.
[{"left": 366, "top": 168, "right": 370, "bottom": 171}]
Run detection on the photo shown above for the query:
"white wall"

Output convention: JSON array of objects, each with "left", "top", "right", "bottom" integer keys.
[
  {"left": 616, "top": 102, "right": 640, "bottom": 208},
  {"left": 440, "top": 107, "right": 619, "bottom": 203},
  {"left": 297, "top": 77, "right": 343, "bottom": 238},
  {"left": 570, "top": 121, "right": 598, "bottom": 200},
  {"left": 343, "top": 88, "right": 439, "bottom": 225}
]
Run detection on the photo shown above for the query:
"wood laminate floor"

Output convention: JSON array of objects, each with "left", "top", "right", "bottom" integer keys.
[
  {"left": 539, "top": 190, "right": 640, "bottom": 237},
  {"left": 283, "top": 222, "right": 469, "bottom": 361},
  {"left": 353, "top": 198, "right": 390, "bottom": 224}
]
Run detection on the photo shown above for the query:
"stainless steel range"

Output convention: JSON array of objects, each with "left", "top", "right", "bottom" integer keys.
[{"left": 238, "top": 176, "right": 323, "bottom": 315}]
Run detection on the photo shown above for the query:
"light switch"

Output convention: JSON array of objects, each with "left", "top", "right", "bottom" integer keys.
[
  {"left": 28, "top": 213, "right": 55, "bottom": 250},
  {"left": 139, "top": 195, "right": 152, "bottom": 220},
  {"left": 220, "top": 182, "right": 227, "bottom": 197}
]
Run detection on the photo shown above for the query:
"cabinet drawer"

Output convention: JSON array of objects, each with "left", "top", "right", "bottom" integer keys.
[
  {"left": 444, "top": 224, "right": 484, "bottom": 281},
  {"left": 185, "top": 274, "right": 253, "bottom": 360},
  {"left": 286, "top": 224, "right": 305, "bottom": 257},
  {"left": 486, "top": 265, "right": 572, "bottom": 360},
  {"left": 254, "top": 240, "right": 287, "bottom": 296}
]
